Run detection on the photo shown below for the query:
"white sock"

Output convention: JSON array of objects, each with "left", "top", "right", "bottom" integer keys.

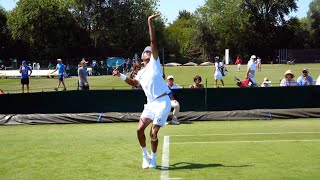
[
  {"left": 151, "top": 152, "right": 156, "bottom": 160},
  {"left": 142, "top": 147, "right": 149, "bottom": 157}
]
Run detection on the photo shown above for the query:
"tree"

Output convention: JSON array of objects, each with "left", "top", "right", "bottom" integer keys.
[
  {"left": 196, "top": 0, "right": 252, "bottom": 60},
  {"left": 70, "top": 0, "right": 164, "bottom": 57},
  {"left": 242, "top": 0, "right": 298, "bottom": 51},
  {"left": 308, "top": 0, "right": 320, "bottom": 47},
  {"left": 7, "top": 0, "right": 89, "bottom": 59}
]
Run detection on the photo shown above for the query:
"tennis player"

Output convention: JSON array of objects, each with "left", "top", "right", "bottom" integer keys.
[{"left": 113, "top": 14, "right": 171, "bottom": 169}]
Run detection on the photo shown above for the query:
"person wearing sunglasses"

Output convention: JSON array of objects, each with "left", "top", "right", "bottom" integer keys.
[{"left": 297, "top": 68, "right": 314, "bottom": 86}]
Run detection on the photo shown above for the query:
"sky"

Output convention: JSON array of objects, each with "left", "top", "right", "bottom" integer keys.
[{"left": 0, "top": 0, "right": 313, "bottom": 24}]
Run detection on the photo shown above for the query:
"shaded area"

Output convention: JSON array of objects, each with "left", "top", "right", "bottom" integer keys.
[
  {"left": 159, "top": 162, "right": 253, "bottom": 170},
  {"left": 1, "top": 108, "right": 320, "bottom": 125}
]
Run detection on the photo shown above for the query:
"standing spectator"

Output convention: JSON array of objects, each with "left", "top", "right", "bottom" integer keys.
[
  {"left": 36, "top": 63, "right": 40, "bottom": 70},
  {"left": 28, "top": 63, "right": 32, "bottom": 70},
  {"left": 256, "top": 57, "right": 262, "bottom": 72},
  {"left": 235, "top": 56, "right": 242, "bottom": 72},
  {"left": 214, "top": 61, "right": 225, "bottom": 88},
  {"left": 19, "top": 60, "right": 32, "bottom": 93},
  {"left": 260, "top": 77, "right": 272, "bottom": 87},
  {"left": 92, "top": 60, "right": 97, "bottom": 75},
  {"left": 246, "top": 55, "right": 257, "bottom": 86},
  {"left": 129, "top": 61, "right": 142, "bottom": 89},
  {"left": 297, "top": 68, "right": 314, "bottom": 86},
  {"left": 280, "top": 70, "right": 297, "bottom": 86},
  {"left": 48, "top": 62, "right": 55, "bottom": 70},
  {"left": 190, "top": 75, "right": 204, "bottom": 88},
  {"left": 51, "top": 59, "right": 67, "bottom": 91},
  {"left": 78, "top": 59, "right": 89, "bottom": 90},
  {"left": 66, "top": 64, "right": 71, "bottom": 77},
  {"left": 167, "top": 75, "right": 181, "bottom": 125}
]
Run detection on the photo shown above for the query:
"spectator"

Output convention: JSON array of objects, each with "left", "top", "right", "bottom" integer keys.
[
  {"left": 256, "top": 57, "right": 262, "bottom": 72},
  {"left": 129, "top": 61, "right": 142, "bottom": 89},
  {"left": 66, "top": 64, "right": 71, "bottom": 77},
  {"left": 0, "top": 64, "right": 5, "bottom": 70},
  {"left": 19, "top": 60, "right": 32, "bottom": 93},
  {"left": 235, "top": 56, "right": 242, "bottom": 72},
  {"left": 260, "top": 77, "right": 272, "bottom": 87},
  {"left": 280, "top": 70, "right": 297, "bottom": 86},
  {"left": 28, "top": 63, "right": 32, "bottom": 70},
  {"left": 190, "top": 75, "right": 204, "bottom": 88},
  {"left": 166, "top": 75, "right": 181, "bottom": 125},
  {"left": 214, "top": 60, "right": 225, "bottom": 88},
  {"left": 297, "top": 68, "right": 314, "bottom": 86},
  {"left": 51, "top": 59, "right": 67, "bottom": 91},
  {"left": 78, "top": 59, "right": 89, "bottom": 90},
  {"left": 48, "top": 62, "right": 55, "bottom": 70},
  {"left": 316, "top": 75, "right": 320, "bottom": 85},
  {"left": 246, "top": 55, "right": 257, "bottom": 86},
  {"left": 36, "top": 63, "right": 40, "bottom": 70}
]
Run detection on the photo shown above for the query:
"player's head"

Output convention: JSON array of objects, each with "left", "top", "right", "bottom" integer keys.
[
  {"left": 80, "top": 59, "right": 88, "bottom": 67},
  {"left": 141, "top": 46, "right": 151, "bottom": 62},
  {"left": 250, "top": 55, "right": 257, "bottom": 61},
  {"left": 22, "top": 60, "right": 26, "bottom": 66},
  {"left": 57, "top": 59, "right": 62, "bottom": 64}
]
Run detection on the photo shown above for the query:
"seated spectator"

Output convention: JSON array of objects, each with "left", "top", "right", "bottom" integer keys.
[
  {"left": 167, "top": 75, "right": 182, "bottom": 89},
  {"left": 280, "top": 70, "right": 297, "bottom": 86},
  {"left": 190, "top": 75, "right": 204, "bottom": 88},
  {"left": 167, "top": 75, "right": 181, "bottom": 125},
  {"left": 260, "top": 77, "right": 272, "bottom": 87},
  {"left": 130, "top": 61, "right": 142, "bottom": 90},
  {"left": 316, "top": 75, "right": 320, "bottom": 85},
  {"left": 297, "top": 68, "right": 314, "bottom": 86}
]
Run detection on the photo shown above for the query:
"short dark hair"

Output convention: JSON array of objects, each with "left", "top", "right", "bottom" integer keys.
[{"left": 194, "top": 75, "right": 202, "bottom": 82}]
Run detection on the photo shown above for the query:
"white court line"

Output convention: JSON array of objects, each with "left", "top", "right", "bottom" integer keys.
[
  {"left": 171, "top": 139, "right": 320, "bottom": 144},
  {"left": 170, "top": 132, "right": 320, "bottom": 137},
  {"left": 161, "top": 136, "right": 170, "bottom": 180}
]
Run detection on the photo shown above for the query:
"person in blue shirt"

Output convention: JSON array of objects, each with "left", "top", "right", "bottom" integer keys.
[
  {"left": 51, "top": 59, "right": 67, "bottom": 91},
  {"left": 19, "top": 60, "right": 32, "bottom": 93},
  {"left": 297, "top": 68, "right": 314, "bottom": 86}
]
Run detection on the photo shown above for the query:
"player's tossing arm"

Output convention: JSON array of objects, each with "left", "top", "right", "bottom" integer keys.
[
  {"left": 112, "top": 68, "right": 139, "bottom": 87},
  {"left": 148, "top": 14, "right": 160, "bottom": 60}
]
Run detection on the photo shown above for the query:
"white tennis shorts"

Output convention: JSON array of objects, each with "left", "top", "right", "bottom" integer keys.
[{"left": 141, "top": 95, "right": 171, "bottom": 127}]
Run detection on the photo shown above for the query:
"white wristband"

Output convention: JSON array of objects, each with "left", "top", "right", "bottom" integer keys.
[{"left": 120, "top": 73, "right": 127, "bottom": 81}]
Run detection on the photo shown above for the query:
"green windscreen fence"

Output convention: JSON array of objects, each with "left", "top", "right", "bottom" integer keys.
[{"left": 0, "top": 86, "right": 319, "bottom": 114}]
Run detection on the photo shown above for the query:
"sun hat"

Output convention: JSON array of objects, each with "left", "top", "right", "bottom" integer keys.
[
  {"left": 250, "top": 55, "right": 257, "bottom": 59},
  {"left": 167, "top": 75, "right": 174, "bottom": 80},
  {"left": 22, "top": 60, "right": 26, "bottom": 65},
  {"left": 57, "top": 59, "right": 62, "bottom": 62},
  {"left": 284, "top": 70, "right": 295, "bottom": 78},
  {"left": 263, "top": 77, "right": 271, "bottom": 83},
  {"left": 219, "top": 62, "right": 224, "bottom": 67}
]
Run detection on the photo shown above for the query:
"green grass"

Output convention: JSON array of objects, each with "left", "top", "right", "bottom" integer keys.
[
  {"left": 1, "top": 63, "right": 319, "bottom": 93},
  {"left": 1, "top": 119, "right": 320, "bottom": 179}
]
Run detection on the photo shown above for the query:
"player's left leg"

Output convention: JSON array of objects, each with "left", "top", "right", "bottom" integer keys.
[{"left": 149, "top": 124, "right": 161, "bottom": 168}]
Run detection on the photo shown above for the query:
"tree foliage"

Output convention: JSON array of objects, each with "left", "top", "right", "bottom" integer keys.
[{"left": 308, "top": 0, "right": 320, "bottom": 47}]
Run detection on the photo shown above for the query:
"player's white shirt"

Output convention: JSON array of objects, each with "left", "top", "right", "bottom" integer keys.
[
  {"left": 247, "top": 60, "right": 256, "bottom": 71},
  {"left": 135, "top": 55, "right": 170, "bottom": 102}
]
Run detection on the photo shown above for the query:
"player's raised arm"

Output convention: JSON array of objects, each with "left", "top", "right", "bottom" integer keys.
[
  {"left": 112, "top": 68, "right": 139, "bottom": 87},
  {"left": 148, "top": 14, "right": 160, "bottom": 60}
]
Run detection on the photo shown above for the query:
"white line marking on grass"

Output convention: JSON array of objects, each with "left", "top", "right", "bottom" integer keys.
[
  {"left": 161, "top": 136, "right": 170, "bottom": 180},
  {"left": 168, "top": 178, "right": 182, "bottom": 180},
  {"left": 171, "top": 132, "right": 320, "bottom": 137},
  {"left": 171, "top": 139, "right": 320, "bottom": 144}
]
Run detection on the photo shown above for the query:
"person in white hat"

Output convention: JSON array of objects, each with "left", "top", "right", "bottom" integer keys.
[
  {"left": 214, "top": 61, "right": 226, "bottom": 88},
  {"left": 316, "top": 75, "right": 320, "bottom": 85},
  {"left": 113, "top": 14, "right": 171, "bottom": 169},
  {"left": 246, "top": 55, "right": 257, "bottom": 86},
  {"left": 260, "top": 77, "right": 272, "bottom": 87},
  {"left": 166, "top": 75, "right": 181, "bottom": 125},
  {"left": 280, "top": 70, "right": 297, "bottom": 86}
]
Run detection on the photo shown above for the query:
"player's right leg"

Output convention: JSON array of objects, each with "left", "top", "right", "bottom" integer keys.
[{"left": 137, "top": 117, "right": 153, "bottom": 169}]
